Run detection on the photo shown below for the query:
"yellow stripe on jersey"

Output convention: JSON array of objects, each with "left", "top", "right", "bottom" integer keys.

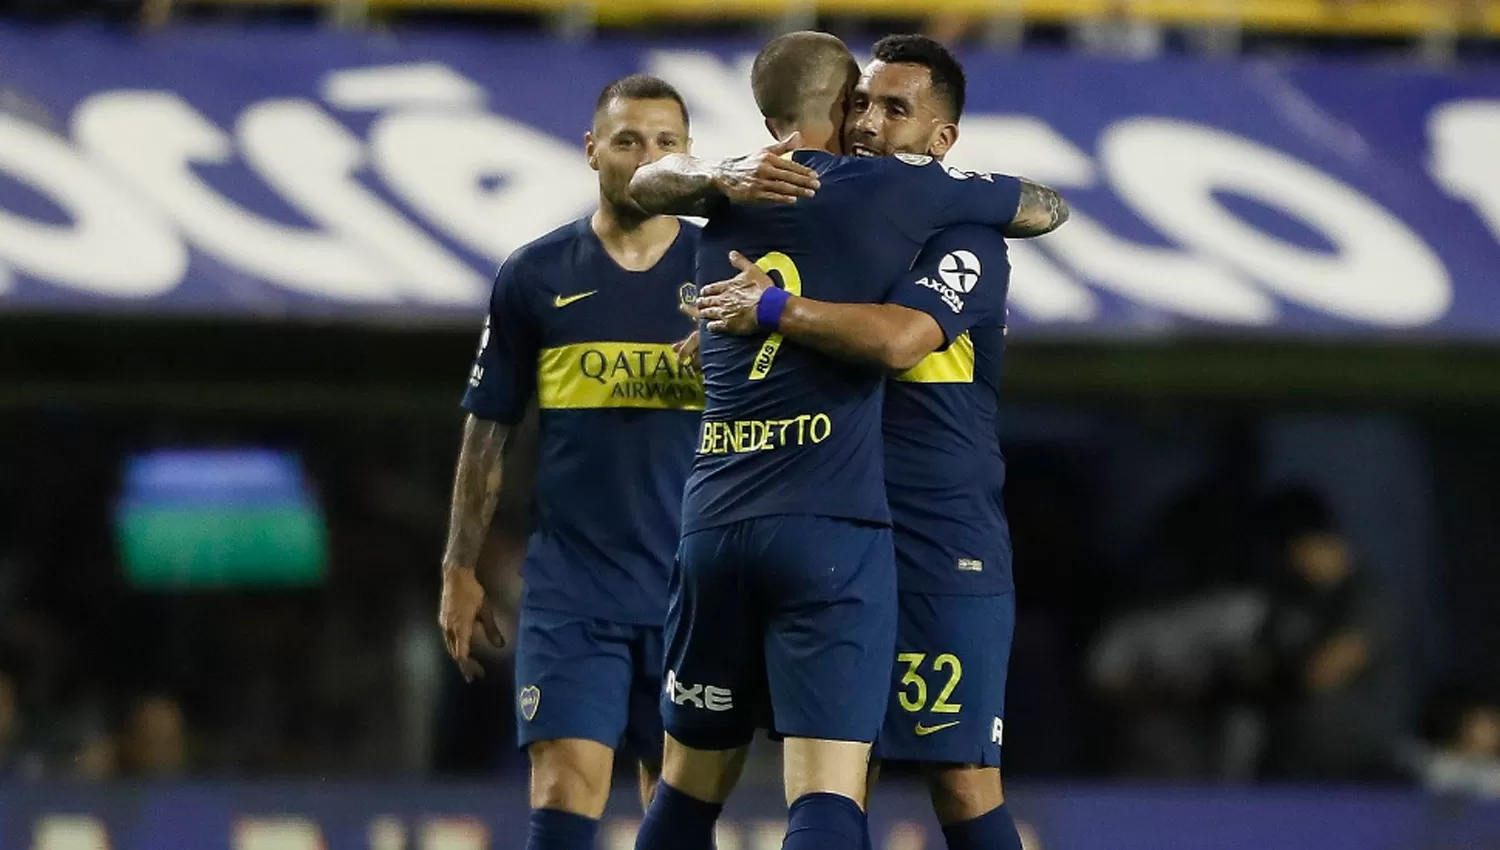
[
  {"left": 894, "top": 332, "right": 975, "bottom": 384},
  {"left": 538, "top": 342, "right": 704, "bottom": 411}
]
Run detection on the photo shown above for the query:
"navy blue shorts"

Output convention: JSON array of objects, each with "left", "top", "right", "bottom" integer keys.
[
  {"left": 873, "top": 592, "right": 1014, "bottom": 767},
  {"left": 512, "top": 605, "right": 664, "bottom": 759},
  {"left": 663, "top": 515, "right": 897, "bottom": 750}
]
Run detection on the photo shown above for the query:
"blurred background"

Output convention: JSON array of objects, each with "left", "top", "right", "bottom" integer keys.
[{"left": 3, "top": 0, "right": 1500, "bottom": 848}]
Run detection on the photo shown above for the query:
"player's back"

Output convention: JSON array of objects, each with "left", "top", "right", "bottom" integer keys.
[{"left": 685, "top": 151, "right": 955, "bottom": 532}]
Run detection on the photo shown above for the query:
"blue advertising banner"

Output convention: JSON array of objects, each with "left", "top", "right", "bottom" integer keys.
[
  {"left": 0, "top": 783, "right": 1497, "bottom": 850},
  {"left": 0, "top": 26, "right": 1498, "bottom": 338}
]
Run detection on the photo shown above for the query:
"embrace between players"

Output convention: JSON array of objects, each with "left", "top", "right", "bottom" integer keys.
[{"left": 437, "top": 30, "right": 1069, "bottom": 850}]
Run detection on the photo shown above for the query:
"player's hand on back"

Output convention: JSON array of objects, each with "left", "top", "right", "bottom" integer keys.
[
  {"left": 698, "top": 251, "right": 777, "bottom": 335},
  {"left": 674, "top": 301, "right": 703, "bottom": 369},
  {"left": 439, "top": 564, "right": 507, "bottom": 682},
  {"left": 712, "top": 133, "right": 821, "bottom": 205}
]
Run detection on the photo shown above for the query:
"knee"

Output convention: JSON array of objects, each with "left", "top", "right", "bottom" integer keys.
[
  {"left": 662, "top": 734, "right": 746, "bottom": 804},
  {"left": 783, "top": 738, "right": 872, "bottom": 808},
  {"left": 926, "top": 764, "right": 1004, "bottom": 824},
  {"left": 529, "top": 739, "right": 614, "bottom": 816}
]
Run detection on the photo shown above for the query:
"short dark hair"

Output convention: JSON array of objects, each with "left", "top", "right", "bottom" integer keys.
[
  {"left": 752, "top": 31, "right": 858, "bottom": 126},
  {"left": 594, "top": 73, "right": 690, "bottom": 130},
  {"left": 871, "top": 34, "right": 966, "bottom": 122}
]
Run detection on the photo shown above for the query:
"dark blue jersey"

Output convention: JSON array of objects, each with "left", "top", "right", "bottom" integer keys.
[
  {"left": 462, "top": 217, "right": 702, "bottom": 625},
  {"left": 682, "top": 152, "right": 1021, "bottom": 534},
  {"left": 883, "top": 225, "right": 1013, "bottom": 594}
]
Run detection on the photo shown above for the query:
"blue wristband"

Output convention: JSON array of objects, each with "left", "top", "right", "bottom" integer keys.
[{"left": 756, "top": 286, "right": 791, "bottom": 332}]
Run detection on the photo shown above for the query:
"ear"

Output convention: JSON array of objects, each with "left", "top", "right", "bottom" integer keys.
[
  {"left": 685, "top": 135, "right": 694, "bottom": 156},
  {"left": 929, "top": 122, "right": 959, "bottom": 159},
  {"left": 584, "top": 131, "right": 599, "bottom": 172}
]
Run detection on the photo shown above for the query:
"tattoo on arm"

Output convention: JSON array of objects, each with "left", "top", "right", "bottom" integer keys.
[
  {"left": 1003, "top": 179, "right": 1070, "bottom": 238},
  {"left": 442, "top": 414, "right": 511, "bottom": 572},
  {"left": 629, "top": 154, "right": 725, "bottom": 217}
]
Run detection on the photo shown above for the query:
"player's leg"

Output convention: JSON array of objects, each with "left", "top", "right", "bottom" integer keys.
[
  {"left": 926, "top": 765, "right": 1021, "bottom": 850},
  {"left": 762, "top": 517, "right": 898, "bottom": 850},
  {"left": 862, "top": 759, "right": 881, "bottom": 809},
  {"left": 525, "top": 738, "right": 615, "bottom": 848},
  {"left": 636, "top": 526, "right": 761, "bottom": 850},
  {"left": 637, "top": 758, "right": 660, "bottom": 810},
  {"left": 858, "top": 759, "right": 882, "bottom": 850},
  {"left": 883, "top": 591, "right": 1020, "bottom": 850},
  {"left": 513, "top": 608, "right": 635, "bottom": 850},
  {"left": 626, "top": 624, "right": 667, "bottom": 811}
]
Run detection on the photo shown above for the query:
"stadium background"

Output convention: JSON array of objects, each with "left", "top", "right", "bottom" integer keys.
[{"left": 3, "top": 1, "right": 1500, "bottom": 848}]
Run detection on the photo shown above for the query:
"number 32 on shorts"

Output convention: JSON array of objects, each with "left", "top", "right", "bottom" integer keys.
[{"left": 896, "top": 652, "right": 963, "bottom": 713}]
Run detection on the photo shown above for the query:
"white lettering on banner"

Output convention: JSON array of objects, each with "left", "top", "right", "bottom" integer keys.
[
  {"left": 1045, "top": 211, "right": 1275, "bottom": 324},
  {"left": 369, "top": 816, "right": 406, "bottom": 850},
  {"left": 370, "top": 111, "right": 596, "bottom": 262},
  {"left": 232, "top": 818, "right": 324, "bottom": 850},
  {"left": 646, "top": 51, "right": 765, "bottom": 161},
  {"left": 75, "top": 91, "right": 406, "bottom": 302},
  {"left": 30, "top": 816, "right": 111, "bottom": 850},
  {"left": 751, "top": 820, "right": 786, "bottom": 850},
  {"left": 238, "top": 100, "right": 483, "bottom": 305},
  {"left": 1105, "top": 118, "right": 1451, "bottom": 326},
  {"left": 951, "top": 116, "right": 1272, "bottom": 324},
  {"left": 936, "top": 118, "right": 1104, "bottom": 322},
  {"left": 714, "top": 823, "right": 742, "bottom": 850},
  {"left": 0, "top": 115, "right": 184, "bottom": 296},
  {"left": 1429, "top": 100, "right": 1500, "bottom": 248},
  {"left": 323, "top": 63, "right": 487, "bottom": 111},
  {"left": 949, "top": 116, "right": 1100, "bottom": 187},
  {"left": 886, "top": 821, "right": 929, "bottom": 850},
  {"left": 0, "top": 49, "right": 1476, "bottom": 331},
  {"left": 420, "top": 817, "right": 488, "bottom": 850},
  {"left": 1005, "top": 242, "right": 1100, "bottom": 321}
]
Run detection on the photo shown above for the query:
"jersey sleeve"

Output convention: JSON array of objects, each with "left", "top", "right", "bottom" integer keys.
[
  {"left": 875, "top": 155, "right": 1023, "bottom": 240},
  {"left": 885, "top": 224, "right": 1011, "bottom": 348},
  {"left": 461, "top": 257, "right": 539, "bottom": 425}
]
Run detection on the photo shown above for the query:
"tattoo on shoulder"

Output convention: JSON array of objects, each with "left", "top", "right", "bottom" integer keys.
[{"left": 1005, "top": 179, "right": 1070, "bottom": 238}]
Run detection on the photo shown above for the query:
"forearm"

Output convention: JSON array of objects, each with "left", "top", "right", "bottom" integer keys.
[
  {"left": 779, "top": 298, "right": 935, "bottom": 372},
  {"left": 1002, "top": 179, "right": 1070, "bottom": 238},
  {"left": 628, "top": 154, "right": 725, "bottom": 217},
  {"left": 441, "top": 413, "right": 511, "bottom": 572}
]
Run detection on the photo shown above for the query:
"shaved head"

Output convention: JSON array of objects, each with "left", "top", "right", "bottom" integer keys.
[{"left": 751, "top": 31, "right": 860, "bottom": 150}]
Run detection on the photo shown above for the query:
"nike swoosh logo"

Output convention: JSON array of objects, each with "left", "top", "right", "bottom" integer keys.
[
  {"left": 914, "top": 721, "right": 961, "bottom": 737},
  {"left": 553, "top": 291, "right": 598, "bottom": 308}
]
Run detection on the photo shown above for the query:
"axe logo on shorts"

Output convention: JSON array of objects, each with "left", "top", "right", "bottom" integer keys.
[
  {"left": 518, "top": 685, "right": 541, "bottom": 721},
  {"left": 665, "top": 669, "right": 733, "bottom": 712}
]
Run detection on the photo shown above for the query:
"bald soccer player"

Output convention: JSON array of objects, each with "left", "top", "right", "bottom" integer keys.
[{"left": 623, "top": 32, "right": 1063, "bottom": 850}]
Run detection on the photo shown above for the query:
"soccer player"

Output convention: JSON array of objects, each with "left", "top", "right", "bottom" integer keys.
[
  {"left": 435, "top": 73, "right": 814, "bottom": 850},
  {"left": 694, "top": 35, "right": 1067, "bottom": 850},
  {"left": 624, "top": 32, "right": 1060, "bottom": 850}
]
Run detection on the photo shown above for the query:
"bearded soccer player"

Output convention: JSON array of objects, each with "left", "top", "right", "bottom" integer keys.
[
  {"left": 623, "top": 32, "right": 1062, "bottom": 850},
  {"left": 693, "top": 35, "right": 1069, "bottom": 850},
  {"left": 437, "top": 74, "right": 729, "bottom": 850}
]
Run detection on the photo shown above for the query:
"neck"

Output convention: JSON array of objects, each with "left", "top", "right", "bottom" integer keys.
[
  {"left": 773, "top": 120, "right": 839, "bottom": 154},
  {"left": 591, "top": 204, "right": 680, "bottom": 271},
  {"left": 595, "top": 197, "right": 654, "bottom": 235}
]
